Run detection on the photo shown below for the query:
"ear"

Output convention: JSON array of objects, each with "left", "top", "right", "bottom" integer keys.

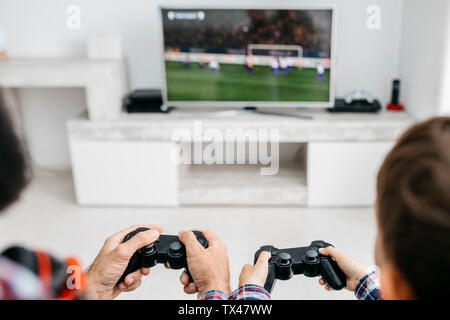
[{"left": 380, "top": 264, "right": 415, "bottom": 300}]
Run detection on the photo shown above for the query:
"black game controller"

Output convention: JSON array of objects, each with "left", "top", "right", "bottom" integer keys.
[
  {"left": 254, "top": 240, "right": 346, "bottom": 293},
  {"left": 118, "top": 227, "right": 208, "bottom": 284}
]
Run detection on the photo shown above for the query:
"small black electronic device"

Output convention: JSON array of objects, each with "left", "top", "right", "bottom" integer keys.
[
  {"left": 327, "top": 98, "right": 381, "bottom": 113},
  {"left": 118, "top": 228, "right": 208, "bottom": 284},
  {"left": 254, "top": 240, "right": 346, "bottom": 293},
  {"left": 124, "top": 89, "right": 170, "bottom": 113},
  {"left": 391, "top": 80, "right": 400, "bottom": 105}
]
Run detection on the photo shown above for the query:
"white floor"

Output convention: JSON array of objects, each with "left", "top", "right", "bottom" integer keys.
[{"left": 0, "top": 170, "right": 377, "bottom": 300}]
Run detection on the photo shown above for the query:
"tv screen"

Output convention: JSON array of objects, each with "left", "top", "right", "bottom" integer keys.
[{"left": 161, "top": 8, "right": 334, "bottom": 107}]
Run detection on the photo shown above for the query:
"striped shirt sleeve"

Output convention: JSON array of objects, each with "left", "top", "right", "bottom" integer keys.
[
  {"left": 354, "top": 271, "right": 380, "bottom": 300},
  {"left": 200, "top": 290, "right": 229, "bottom": 300},
  {"left": 229, "top": 284, "right": 271, "bottom": 300}
]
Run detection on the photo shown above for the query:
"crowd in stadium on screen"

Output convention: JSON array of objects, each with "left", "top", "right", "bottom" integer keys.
[{"left": 163, "top": 10, "right": 332, "bottom": 57}]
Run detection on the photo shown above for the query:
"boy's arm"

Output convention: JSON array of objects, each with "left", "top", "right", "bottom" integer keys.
[
  {"left": 354, "top": 271, "right": 380, "bottom": 300},
  {"left": 318, "top": 247, "right": 380, "bottom": 300},
  {"left": 234, "top": 251, "right": 272, "bottom": 300},
  {"left": 229, "top": 284, "right": 271, "bottom": 300},
  {"left": 200, "top": 290, "right": 229, "bottom": 300}
]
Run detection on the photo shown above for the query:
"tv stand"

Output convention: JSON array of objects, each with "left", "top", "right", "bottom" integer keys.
[{"left": 67, "top": 108, "right": 414, "bottom": 207}]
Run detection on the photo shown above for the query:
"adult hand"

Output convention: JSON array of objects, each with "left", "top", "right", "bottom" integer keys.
[
  {"left": 85, "top": 224, "right": 163, "bottom": 299},
  {"left": 178, "top": 229, "right": 230, "bottom": 298},
  {"left": 238, "top": 251, "right": 271, "bottom": 287},
  {"left": 318, "top": 246, "right": 368, "bottom": 292}
]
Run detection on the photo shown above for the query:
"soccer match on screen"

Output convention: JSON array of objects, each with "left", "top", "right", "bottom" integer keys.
[{"left": 162, "top": 9, "right": 333, "bottom": 102}]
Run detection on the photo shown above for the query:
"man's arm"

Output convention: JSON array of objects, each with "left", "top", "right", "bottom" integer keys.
[
  {"left": 178, "top": 229, "right": 230, "bottom": 299},
  {"left": 85, "top": 224, "right": 163, "bottom": 300}
]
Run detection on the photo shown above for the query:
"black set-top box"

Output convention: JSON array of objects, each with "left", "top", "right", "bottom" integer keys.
[{"left": 124, "top": 89, "right": 170, "bottom": 113}]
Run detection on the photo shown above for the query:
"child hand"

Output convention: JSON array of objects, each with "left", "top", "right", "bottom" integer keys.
[
  {"left": 238, "top": 251, "right": 272, "bottom": 287},
  {"left": 318, "top": 246, "right": 368, "bottom": 292}
]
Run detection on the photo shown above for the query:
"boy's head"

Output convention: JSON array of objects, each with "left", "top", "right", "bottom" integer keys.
[
  {"left": 375, "top": 117, "right": 450, "bottom": 299},
  {"left": 0, "top": 94, "right": 27, "bottom": 212}
]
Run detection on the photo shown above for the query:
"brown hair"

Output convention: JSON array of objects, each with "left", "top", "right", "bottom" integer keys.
[
  {"left": 376, "top": 117, "right": 450, "bottom": 299},
  {"left": 0, "top": 92, "right": 28, "bottom": 212}
]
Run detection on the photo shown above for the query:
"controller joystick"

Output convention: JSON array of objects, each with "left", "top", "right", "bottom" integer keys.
[
  {"left": 254, "top": 240, "right": 346, "bottom": 293},
  {"left": 276, "top": 252, "right": 294, "bottom": 280},
  {"left": 118, "top": 228, "right": 208, "bottom": 284},
  {"left": 169, "top": 241, "right": 183, "bottom": 255},
  {"left": 305, "top": 250, "right": 318, "bottom": 262},
  {"left": 278, "top": 252, "right": 292, "bottom": 266}
]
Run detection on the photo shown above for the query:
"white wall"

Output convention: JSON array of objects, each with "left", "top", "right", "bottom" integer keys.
[
  {"left": 399, "top": 0, "right": 450, "bottom": 119},
  {"left": 18, "top": 88, "right": 87, "bottom": 169},
  {"left": 437, "top": 3, "right": 450, "bottom": 116},
  {"left": 0, "top": 0, "right": 405, "bottom": 169}
]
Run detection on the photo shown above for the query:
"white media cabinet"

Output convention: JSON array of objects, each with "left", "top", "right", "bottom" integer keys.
[{"left": 67, "top": 108, "right": 413, "bottom": 207}]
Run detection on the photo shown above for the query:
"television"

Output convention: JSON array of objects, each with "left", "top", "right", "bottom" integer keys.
[{"left": 160, "top": 6, "right": 336, "bottom": 108}]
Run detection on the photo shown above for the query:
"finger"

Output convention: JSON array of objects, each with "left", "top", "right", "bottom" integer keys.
[
  {"left": 117, "top": 229, "right": 160, "bottom": 260},
  {"left": 325, "top": 284, "right": 332, "bottom": 291},
  {"left": 178, "top": 230, "right": 204, "bottom": 254},
  {"left": 180, "top": 271, "right": 190, "bottom": 286},
  {"left": 319, "top": 278, "right": 326, "bottom": 286},
  {"left": 255, "top": 251, "right": 271, "bottom": 267},
  {"left": 183, "top": 282, "right": 198, "bottom": 294},
  {"left": 140, "top": 267, "right": 150, "bottom": 276},
  {"left": 319, "top": 246, "right": 342, "bottom": 262},
  {"left": 191, "top": 228, "right": 221, "bottom": 247},
  {"left": 106, "top": 224, "right": 163, "bottom": 247},
  {"left": 119, "top": 278, "right": 142, "bottom": 292},
  {"left": 240, "top": 264, "right": 252, "bottom": 274},
  {"left": 164, "top": 264, "right": 169, "bottom": 269},
  {"left": 123, "top": 269, "right": 142, "bottom": 286}
]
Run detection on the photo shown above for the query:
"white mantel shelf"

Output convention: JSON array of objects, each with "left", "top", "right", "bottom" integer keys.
[
  {"left": 0, "top": 58, "right": 128, "bottom": 120},
  {"left": 67, "top": 108, "right": 414, "bottom": 143}
]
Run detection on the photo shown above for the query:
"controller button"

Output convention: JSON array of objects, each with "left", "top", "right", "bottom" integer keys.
[
  {"left": 305, "top": 250, "right": 319, "bottom": 262},
  {"left": 278, "top": 252, "right": 292, "bottom": 266},
  {"left": 169, "top": 241, "right": 183, "bottom": 255}
]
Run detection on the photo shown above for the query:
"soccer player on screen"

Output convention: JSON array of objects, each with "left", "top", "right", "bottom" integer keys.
[
  {"left": 245, "top": 54, "right": 254, "bottom": 74},
  {"left": 317, "top": 63, "right": 325, "bottom": 82},
  {"left": 209, "top": 59, "right": 220, "bottom": 73},
  {"left": 271, "top": 57, "right": 279, "bottom": 75},
  {"left": 183, "top": 54, "right": 191, "bottom": 67}
]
